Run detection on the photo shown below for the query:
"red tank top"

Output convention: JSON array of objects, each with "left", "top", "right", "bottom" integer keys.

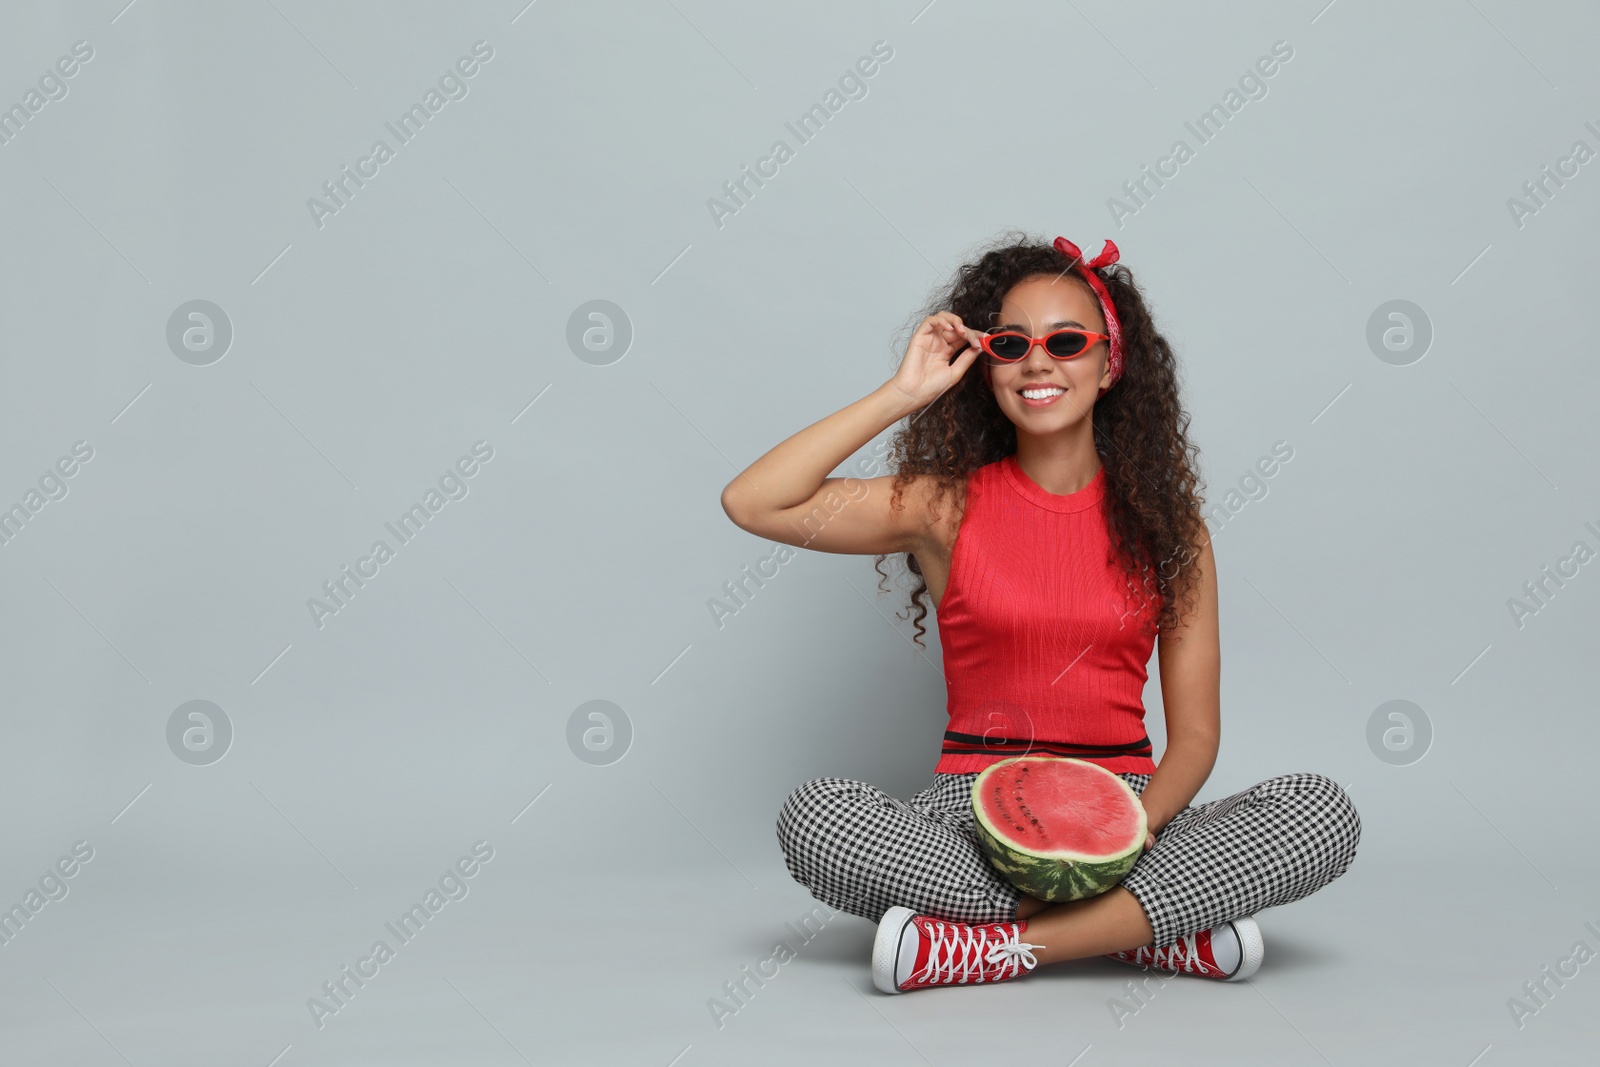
[{"left": 933, "top": 453, "right": 1159, "bottom": 775}]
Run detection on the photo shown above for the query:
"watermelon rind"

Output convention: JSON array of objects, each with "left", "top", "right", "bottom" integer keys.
[{"left": 970, "top": 756, "right": 1148, "bottom": 903}]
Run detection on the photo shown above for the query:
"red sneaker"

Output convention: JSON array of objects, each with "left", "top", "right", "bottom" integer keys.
[
  {"left": 872, "top": 906, "right": 1045, "bottom": 994},
  {"left": 1104, "top": 915, "right": 1263, "bottom": 981}
]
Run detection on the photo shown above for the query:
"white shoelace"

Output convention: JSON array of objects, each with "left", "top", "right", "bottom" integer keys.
[
  {"left": 914, "top": 921, "right": 1045, "bottom": 985},
  {"left": 1144, "top": 933, "right": 1210, "bottom": 974}
]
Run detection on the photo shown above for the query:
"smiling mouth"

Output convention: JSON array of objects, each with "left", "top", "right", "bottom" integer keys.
[{"left": 1018, "top": 385, "right": 1066, "bottom": 405}]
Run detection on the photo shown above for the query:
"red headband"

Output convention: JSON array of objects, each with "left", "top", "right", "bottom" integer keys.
[{"left": 1053, "top": 236, "right": 1124, "bottom": 391}]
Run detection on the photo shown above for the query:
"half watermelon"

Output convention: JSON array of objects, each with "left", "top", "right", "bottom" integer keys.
[{"left": 971, "top": 756, "right": 1148, "bottom": 902}]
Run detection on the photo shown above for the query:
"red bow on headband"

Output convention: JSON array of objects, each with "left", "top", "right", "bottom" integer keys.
[
  {"left": 1053, "top": 236, "right": 1120, "bottom": 272},
  {"left": 1052, "top": 236, "right": 1124, "bottom": 391}
]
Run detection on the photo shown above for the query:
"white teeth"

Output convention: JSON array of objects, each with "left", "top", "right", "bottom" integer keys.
[{"left": 1022, "top": 387, "right": 1064, "bottom": 399}]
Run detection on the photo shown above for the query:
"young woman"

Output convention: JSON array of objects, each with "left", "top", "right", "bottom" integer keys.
[{"left": 719, "top": 232, "right": 1361, "bottom": 995}]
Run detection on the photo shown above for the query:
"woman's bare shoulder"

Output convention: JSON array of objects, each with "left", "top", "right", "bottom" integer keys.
[{"left": 897, "top": 469, "right": 968, "bottom": 555}]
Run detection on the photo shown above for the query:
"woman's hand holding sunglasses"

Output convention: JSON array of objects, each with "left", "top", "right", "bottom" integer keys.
[{"left": 886, "top": 312, "right": 985, "bottom": 410}]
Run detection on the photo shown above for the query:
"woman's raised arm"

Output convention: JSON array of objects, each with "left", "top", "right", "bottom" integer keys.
[{"left": 719, "top": 313, "right": 982, "bottom": 555}]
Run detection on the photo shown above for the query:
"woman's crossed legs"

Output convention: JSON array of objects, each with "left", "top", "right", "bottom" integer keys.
[{"left": 776, "top": 768, "right": 1360, "bottom": 959}]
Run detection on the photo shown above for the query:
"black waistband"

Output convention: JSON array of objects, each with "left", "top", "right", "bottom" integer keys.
[{"left": 941, "top": 729, "right": 1152, "bottom": 760}]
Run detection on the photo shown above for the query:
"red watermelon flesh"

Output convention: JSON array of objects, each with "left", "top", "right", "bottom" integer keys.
[{"left": 971, "top": 756, "right": 1148, "bottom": 902}]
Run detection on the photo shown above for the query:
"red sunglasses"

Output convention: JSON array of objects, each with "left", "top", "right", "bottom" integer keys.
[{"left": 978, "top": 328, "right": 1111, "bottom": 365}]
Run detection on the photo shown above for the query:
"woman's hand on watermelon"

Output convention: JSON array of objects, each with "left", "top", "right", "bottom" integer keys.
[{"left": 1141, "top": 801, "right": 1161, "bottom": 851}]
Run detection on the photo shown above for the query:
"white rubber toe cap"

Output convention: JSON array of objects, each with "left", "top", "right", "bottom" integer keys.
[
  {"left": 1224, "top": 915, "right": 1265, "bottom": 981},
  {"left": 872, "top": 906, "right": 918, "bottom": 994}
]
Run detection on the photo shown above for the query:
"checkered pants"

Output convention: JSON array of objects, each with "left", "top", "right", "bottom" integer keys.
[{"left": 776, "top": 769, "right": 1361, "bottom": 949}]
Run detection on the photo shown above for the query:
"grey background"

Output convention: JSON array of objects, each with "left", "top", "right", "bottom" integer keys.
[{"left": 2, "top": 0, "right": 1596, "bottom": 1063}]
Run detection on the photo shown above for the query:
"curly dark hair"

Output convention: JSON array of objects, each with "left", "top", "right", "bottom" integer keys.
[{"left": 872, "top": 229, "right": 1209, "bottom": 650}]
